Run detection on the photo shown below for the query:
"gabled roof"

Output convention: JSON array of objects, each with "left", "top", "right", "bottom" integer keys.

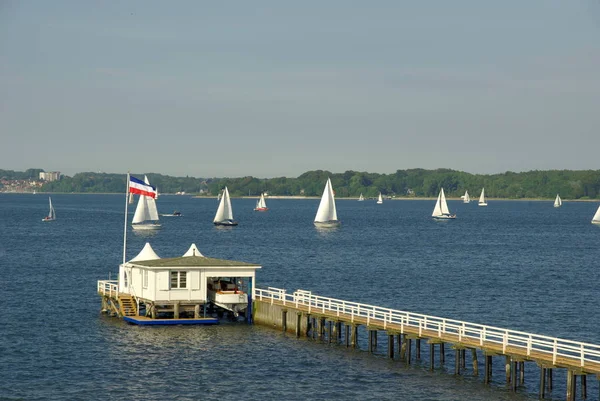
[
  {"left": 132, "top": 255, "right": 260, "bottom": 268},
  {"left": 129, "top": 242, "right": 160, "bottom": 262}
]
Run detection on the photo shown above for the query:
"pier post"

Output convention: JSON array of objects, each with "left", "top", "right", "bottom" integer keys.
[
  {"left": 511, "top": 360, "right": 518, "bottom": 392},
  {"left": 306, "top": 314, "right": 311, "bottom": 336},
  {"left": 174, "top": 302, "right": 180, "bottom": 319},
  {"left": 484, "top": 355, "right": 492, "bottom": 384},
  {"left": 547, "top": 368, "right": 552, "bottom": 391},
  {"left": 328, "top": 321, "right": 333, "bottom": 343},
  {"left": 194, "top": 304, "right": 200, "bottom": 318},
  {"left": 461, "top": 349, "right": 466, "bottom": 368},
  {"left": 319, "top": 317, "right": 326, "bottom": 339},
  {"left": 566, "top": 370, "right": 575, "bottom": 401},
  {"left": 374, "top": 330, "right": 378, "bottom": 348},
  {"left": 519, "top": 361, "right": 524, "bottom": 385},
  {"left": 282, "top": 310, "right": 287, "bottom": 332},
  {"left": 400, "top": 334, "right": 407, "bottom": 361},
  {"left": 539, "top": 366, "right": 546, "bottom": 399},
  {"left": 296, "top": 313, "right": 301, "bottom": 337},
  {"left": 350, "top": 325, "right": 358, "bottom": 348},
  {"left": 388, "top": 334, "right": 394, "bottom": 358},
  {"left": 455, "top": 349, "right": 461, "bottom": 375},
  {"left": 151, "top": 305, "right": 157, "bottom": 319},
  {"left": 337, "top": 322, "right": 342, "bottom": 339},
  {"left": 345, "top": 325, "right": 350, "bottom": 347},
  {"left": 581, "top": 374, "right": 586, "bottom": 399},
  {"left": 505, "top": 356, "right": 511, "bottom": 384},
  {"left": 416, "top": 339, "right": 421, "bottom": 360},
  {"left": 406, "top": 339, "right": 412, "bottom": 364},
  {"left": 440, "top": 343, "right": 445, "bottom": 365},
  {"left": 203, "top": 303, "right": 207, "bottom": 318},
  {"left": 429, "top": 343, "right": 435, "bottom": 371},
  {"left": 471, "top": 349, "right": 479, "bottom": 376}
]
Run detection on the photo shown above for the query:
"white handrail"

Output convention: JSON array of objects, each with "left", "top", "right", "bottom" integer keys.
[
  {"left": 97, "top": 280, "right": 119, "bottom": 298},
  {"left": 254, "top": 287, "right": 600, "bottom": 368}
]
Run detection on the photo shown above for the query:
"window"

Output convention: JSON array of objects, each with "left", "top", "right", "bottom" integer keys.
[
  {"left": 170, "top": 271, "right": 187, "bottom": 289},
  {"left": 143, "top": 270, "right": 148, "bottom": 289}
]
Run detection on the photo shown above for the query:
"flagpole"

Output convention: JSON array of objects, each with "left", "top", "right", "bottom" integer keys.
[{"left": 123, "top": 172, "right": 130, "bottom": 265}]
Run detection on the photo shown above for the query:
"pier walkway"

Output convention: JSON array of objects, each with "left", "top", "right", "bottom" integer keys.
[{"left": 255, "top": 287, "right": 600, "bottom": 401}]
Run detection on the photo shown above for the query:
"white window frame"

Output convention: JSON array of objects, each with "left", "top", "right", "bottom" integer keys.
[{"left": 170, "top": 271, "right": 187, "bottom": 289}]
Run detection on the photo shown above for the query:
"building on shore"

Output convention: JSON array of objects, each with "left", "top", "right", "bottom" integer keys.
[{"left": 39, "top": 171, "right": 61, "bottom": 181}]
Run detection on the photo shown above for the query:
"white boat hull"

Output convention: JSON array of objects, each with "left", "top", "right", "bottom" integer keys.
[
  {"left": 478, "top": 203, "right": 488, "bottom": 207},
  {"left": 432, "top": 215, "right": 456, "bottom": 220},
  {"left": 132, "top": 223, "right": 162, "bottom": 230},
  {"left": 314, "top": 220, "right": 341, "bottom": 227},
  {"left": 592, "top": 220, "right": 600, "bottom": 225}
]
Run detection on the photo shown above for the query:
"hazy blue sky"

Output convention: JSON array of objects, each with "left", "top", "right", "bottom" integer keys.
[{"left": 2, "top": 1, "right": 599, "bottom": 178}]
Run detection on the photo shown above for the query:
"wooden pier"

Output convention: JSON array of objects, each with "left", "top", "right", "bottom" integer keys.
[{"left": 254, "top": 287, "right": 600, "bottom": 401}]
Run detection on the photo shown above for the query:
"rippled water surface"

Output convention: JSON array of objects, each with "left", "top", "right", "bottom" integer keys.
[{"left": 2, "top": 194, "right": 600, "bottom": 400}]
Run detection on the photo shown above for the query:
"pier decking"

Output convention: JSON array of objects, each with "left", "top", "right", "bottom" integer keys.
[{"left": 255, "top": 287, "right": 600, "bottom": 400}]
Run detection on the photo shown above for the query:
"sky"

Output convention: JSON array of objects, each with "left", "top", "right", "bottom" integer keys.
[{"left": 1, "top": 1, "right": 600, "bottom": 178}]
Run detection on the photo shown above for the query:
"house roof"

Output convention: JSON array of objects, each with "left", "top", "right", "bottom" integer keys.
[{"left": 131, "top": 255, "right": 261, "bottom": 268}]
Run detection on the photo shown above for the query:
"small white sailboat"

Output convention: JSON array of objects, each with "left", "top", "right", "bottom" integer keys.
[
  {"left": 463, "top": 190, "right": 470, "bottom": 204},
  {"left": 128, "top": 192, "right": 135, "bottom": 204},
  {"left": 314, "top": 178, "right": 340, "bottom": 227},
  {"left": 591, "top": 205, "right": 600, "bottom": 224},
  {"left": 42, "top": 197, "right": 56, "bottom": 222},
  {"left": 132, "top": 176, "right": 161, "bottom": 230},
  {"left": 214, "top": 186, "right": 237, "bottom": 226},
  {"left": 478, "top": 188, "right": 488, "bottom": 206},
  {"left": 358, "top": 193, "right": 365, "bottom": 201},
  {"left": 554, "top": 194, "right": 562, "bottom": 208},
  {"left": 254, "top": 193, "right": 268, "bottom": 211},
  {"left": 432, "top": 188, "right": 456, "bottom": 220},
  {"left": 377, "top": 193, "right": 383, "bottom": 204}
]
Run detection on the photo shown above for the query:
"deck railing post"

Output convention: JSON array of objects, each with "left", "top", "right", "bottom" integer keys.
[
  {"left": 459, "top": 323, "right": 463, "bottom": 342},
  {"left": 527, "top": 336, "right": 532, "bottom": 356},
  {"left": 580, "top": 344, "right": 585, "bottom": 367},
  {"left": 552, "top": 339, "right": 557, "bottom": 365},
  {"left": 503, "top": 331, "right": 508, "bottom": 353},
  {"left": 481, "top": 327, "right": 485, "bottom": 346}
]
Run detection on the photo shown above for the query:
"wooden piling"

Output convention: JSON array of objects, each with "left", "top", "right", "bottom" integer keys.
[
  {"left": 484, "top": 355, "right": 492, "bottom": 384},
  {"left": 440, "top": 343, "right": 445, "bottom": 364},
  {"left": 174, "top": 302, "right": 180, "bottom": 319},
  {"left": 416, "top": 339, "right": 421, "bottom": 360},
  {"left": 296, "top": 313, "right": 301, "bottom": 337},
  {"left": 400, "top": 334, "right": 407, "bottom": 361},
  {"left": 511, "top": 360, "right": 518, "bottom": 392},
  {"left": 388, "top": 334, "right": 394, "bottom": 358},
  {"left": 581, "top": 374, "right": 587, "bottom": 399},
  {"left": 344, "top": 324, "right": 350, "bottom": 347},
  {"left": 406, "top": 339, "right": 412, "bottom": 364},
  {"left": 547, "top": 368, "right": 552, "bottom": 391},
  {"left": 455, "top": 349, "right": 461, "bottom": 375},
  {"left": 282, "top": 310, "right": 287, "bottom": 332},
  {"left": 194, "top": 304, "right": 201, "bottom": 318},
  {"left": 305, "top": 314, "right": 311, "bottom": 336},
  {"left": 461, "top": 349, "right": 466, "bottom": 369},
  {"left": 350, "top": 324, "right": 358, "bottom": 348},
  {"left": 566, "top": 370, "right": 574, "bottom": 401},
  {"left": 429, "top": 343, "right": 435, "bottom": 371},
  {"left": 471, "top": 348, "right": 478, "bottom": 376},
  {"left": 519, "top": 361, "right": 524, "bottom": 385},
  {"left": 368, "top": 330, "right": 374, "bottom": 353},
  {"left": 328, "top": 320, "right": 333, "bottom": 343},
  {"left": 505, "top": 356, "right": 511, "bottom": 384},
  {"left": 539, "top": 366, "right": 546, "bottom": 399}
]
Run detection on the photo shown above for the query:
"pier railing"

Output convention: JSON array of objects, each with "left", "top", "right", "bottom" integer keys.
[
  {"left": 255, "top": 287, "right": 600, "bottom": 368},
  {"left": 98, "top": 280, "right": 119, "bottom": 298}
]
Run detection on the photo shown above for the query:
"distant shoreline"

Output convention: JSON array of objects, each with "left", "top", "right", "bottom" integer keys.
[{"left": 1, "top": 192, "right": 598, "bottom": 202}]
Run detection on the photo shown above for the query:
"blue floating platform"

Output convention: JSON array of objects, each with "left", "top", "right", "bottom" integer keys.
[{"left": 123, "top": 316, "right": 219, "bottom": 326}]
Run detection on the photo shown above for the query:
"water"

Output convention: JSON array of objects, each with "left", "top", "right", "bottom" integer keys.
[{"left": 2, "top": 194, "right": 600, "bottom": 400}]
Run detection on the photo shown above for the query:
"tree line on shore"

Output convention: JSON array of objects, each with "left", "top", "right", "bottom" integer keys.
[{"left": 2, "top": 168, "right": 600, "bottom": 199}]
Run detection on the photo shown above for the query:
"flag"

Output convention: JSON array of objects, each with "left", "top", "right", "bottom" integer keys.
[{"left": 129, "top": 175, "right": 157, "bottom": 198}]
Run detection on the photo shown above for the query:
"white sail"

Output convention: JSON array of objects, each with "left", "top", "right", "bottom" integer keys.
[
  {"left": 592, "top": 205, "right": 600, "bottom": 224},
  {"left": 256, "top": 193, "right": 267, "bottom": 209},
  {"left": 432, "top": 188, "right": 454, "bottom": 219},
  {"left": 377, "top": 193, "right": 383, "bottom": 204},
  {"left": 128, "top": 192, "right": 134, "bottom": 204},
  {"left": 478, "top": 188, "right": 487, "bottom": 206},
  {"left": 554, "top": 194, "right": 562, "bottom": 208},
  {"left": 358, "top": 193, "right": 364, "bottom": 201},
  {"left": 432, "top": 191, "right": 443, "bottom": 217},
  {"left": 463, "top": 191, "right": 470, "bottom": 203},
  {"left": 48, "top": 197, "right": 55, "bottom": 219},
  {"left": 314, "top": 178, "right": 338, "bottom": 223},
  {"left": 132, "top": 176, "right": 160, "bottom": 225},
  {"left": 143, "top": 176, "right": 160, "bottom": 221},
  {"left": 214, "top": 186, "right": 234, "bottom": 222}
]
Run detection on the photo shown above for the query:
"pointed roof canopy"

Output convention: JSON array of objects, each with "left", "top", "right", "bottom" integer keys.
[
  {"left": 129, "top": 242, "right": 161, "bottom": 262},
  {"left": 183, "top": 243, "right": 204, "bottom": 257}
]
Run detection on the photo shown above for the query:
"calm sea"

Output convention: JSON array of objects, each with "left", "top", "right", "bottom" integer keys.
[{"left": 1, "top": 194, "right": 599, "bottom": 400}]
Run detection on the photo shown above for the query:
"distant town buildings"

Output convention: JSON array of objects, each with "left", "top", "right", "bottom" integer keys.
[{"left": 39, "top": 171, "right": 61, "bottom": 181}]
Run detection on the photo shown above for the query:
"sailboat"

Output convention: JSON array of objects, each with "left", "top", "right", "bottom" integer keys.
[
  {"left": 214, "top": 186, "right": 237, "bottom": 226},
  {"left": 432, "top": 188, "right": 456, "bottom": 220},
  {"left": 254, "top": 193, "right": 268, "bottom": 212},
  {"left": 314, "top": 178, "right": 340, "bottom": 227},
  {"left": 42, "top": 197, "right": 56, "bottom": 222},
  {"left": 463, "top": 191, "right": 470, "bottom": 204},
  {"left": 132, "top": 176, "right": 161, "bottom": 230},
  {"left": 358, "top": 193, "right": 364, "bottom": 201},
  {"left": 478, "top": 188, "right": 488, "bottom": 206},
  {"left": 377, "top": 193, "right": 383, "bottom": 204},
  {"left": 554, "top": 194, "right": 562, "bottom": 208},
  {"left": 591, "top": 205, "right": 600, "bottom": 224}
]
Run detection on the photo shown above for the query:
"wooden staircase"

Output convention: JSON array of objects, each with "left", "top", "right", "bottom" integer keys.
[{"left": 118, "top": 294, "right": 138, "bottom": 317}]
